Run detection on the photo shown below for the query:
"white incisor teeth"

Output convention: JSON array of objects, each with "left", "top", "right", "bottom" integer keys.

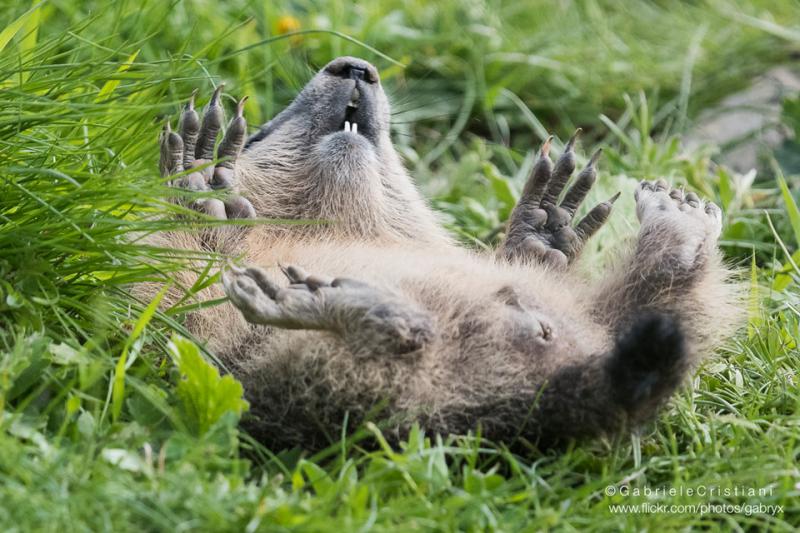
[
  {"left": 352, "top": 122, "right": 358, "bottom": 134},
  {"left": 344, "top": 121, "right": 351, "bottom": 132}
]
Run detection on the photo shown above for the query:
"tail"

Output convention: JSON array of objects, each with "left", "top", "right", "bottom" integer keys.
[
  {"left": 605, "top": 312, "right": 689, "bottom": 423},
  {"left": 533, "top": 312, "right": 689, "bottom": 445}
]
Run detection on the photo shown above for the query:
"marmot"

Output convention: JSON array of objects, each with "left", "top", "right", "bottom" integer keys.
[{"left": 152, "top": 56, "right": 740, "bottom": 450}]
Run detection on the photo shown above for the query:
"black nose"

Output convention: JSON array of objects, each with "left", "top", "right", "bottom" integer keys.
[
  {"left": 324, "top": 57, "right": 379, "bottom": 84},
  {"left": 347, "top": 66, "right": 366, "bottom": 81}
]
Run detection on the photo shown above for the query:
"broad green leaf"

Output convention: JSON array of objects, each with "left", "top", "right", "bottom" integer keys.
[
  {"left": 49, "top": 342, "right": 87, "bottom": 365},
  {"left": 772, "top": 249, "right": 800, "bottom": 292},
  {"left": 485, "top": 163, "right": 516, "bottom": 218},
  {"left": 168, "top": 335, "right": 249, "bottom": 436},
  {"left": 717, "top": 166, "right": 734, "bottom": 212},
  {"left": 299, "top": 460, "right": 335, "bottom": 497}
]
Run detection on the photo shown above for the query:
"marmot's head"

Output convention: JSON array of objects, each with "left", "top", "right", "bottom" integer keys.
[
  {"left": 244, "top": 56, "right": 392, "bottom": 178},
  {"left": 239, "top": 56, "right": 447, "bottom": 241}
]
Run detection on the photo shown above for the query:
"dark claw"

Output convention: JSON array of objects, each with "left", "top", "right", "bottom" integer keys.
[
  {"left": 560, "top": 149, "right": 602, "bottom": 215},
  {"left": 331, "top": 277, "right": 373, "bottom": 290},
  {"left": 159, "top": 121, "right": 184, "bottom": 177},
  {"left": 278, "top": 263, "right": 292, "bottom": 281},
  {"left": 216, "top": 95, "right": 248, "bottom": 170},
  {"left": 209, "top": 83, "right": 224, "bottom": 106},
  {"left": 575, "top": 192, "right": 619, "bottom": 241},
  {"left": 588, "top": 148, "right": 602, "bottom": 167},
  {"left": 541, "top": 131, "right": 579, "bottom": 206},
  {"left": 304, "top": 274, "right": 332, "bottom": 291},
  {"left": 540, "top": 135, "right": 553, "bottom": 157},
  {"left": 565, "top": 128, "right": 582, "bottom": 151},
  {"left": 195, "top": 84, "right": 225, "bottom": 160},
  {"left": 235, "top": 95, "right": 248, "bottom": 117},
  {"left": 179, "top": 89, "right": 200, "bottom": 169},
  {"left": 518, "top": 138, "right": 554, "bottom": 207}
]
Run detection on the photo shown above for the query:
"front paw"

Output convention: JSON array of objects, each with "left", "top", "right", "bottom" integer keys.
[
  {"left": 160, "top": 87, "right": 255, "bottom": 220},
  {"left": 502, "top": 132, "right": 619, "bottom": 269}
]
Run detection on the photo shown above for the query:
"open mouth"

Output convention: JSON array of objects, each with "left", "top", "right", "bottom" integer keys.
[{"left": 340, "top": 87, "right": 362, "bottom": 134}]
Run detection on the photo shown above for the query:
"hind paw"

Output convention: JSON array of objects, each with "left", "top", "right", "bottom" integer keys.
[
  {"left": 634, "top": 180, "right": 722, "bottom": 267},
  {"left": 222, "top": 265, "right": 435, "bottom": 356},
  {"left": 501, "top": 131, "right": 619, "bottom": 269},
  {"left": 222, "top": 265, "right": 326, "bottom": 329},
  {"left": 635, "top": 180, "right": 722, "bottom": 236},
  {"left": 160, "top": 87, "right": 255, "bottom": 220}
]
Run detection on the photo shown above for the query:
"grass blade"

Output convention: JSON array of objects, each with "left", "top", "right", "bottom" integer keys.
[
  {"left": 0, "top": 1, "right": 45, "bottom": 54},
  {"left": 111, "top": 284, "right": 169, "bottom": 422}
]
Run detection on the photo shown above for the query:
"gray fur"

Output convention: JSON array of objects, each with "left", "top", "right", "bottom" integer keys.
[{"left": 147, "top": 57, "right": 741, "bottom": 450}]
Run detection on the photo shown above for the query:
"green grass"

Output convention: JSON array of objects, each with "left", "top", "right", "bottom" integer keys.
[{"left": 1, "top": 0, "right": 800, "bottom": 530}]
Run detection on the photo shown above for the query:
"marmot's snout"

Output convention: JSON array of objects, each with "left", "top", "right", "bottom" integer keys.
[
  {"left": 246, "top": 56, "right": 387, "bottom": 150},
  {"left": 324, "top": 56, "right": 380, "bottom": 84},
  {"left": 318, "top": 57, "right": 383, "bottom": 144}
]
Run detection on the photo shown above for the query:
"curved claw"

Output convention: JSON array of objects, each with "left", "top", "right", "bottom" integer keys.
[
  {"left": 236, "top": 96, "right": 248, "bottom": 117},
  {"left": 565, "top": 128, "right": 582, "bottom": 151},
  {"left": 540, "top": 135, "right": 553, "bottom": 157},
  {"left": 587, "top": 148, "right": 602, "bottom": 167},
  {"left": 209, "top": 83, "right": 225, "bottom": 106},
  {"left": 575, "top": 192, "right": 619, "bottom": 242},
  {"left": 185, "top": 88, "right": 198, "bottom": 110},
  {"left": 541, "top": 131, "right": 579, "bottom": 206},
  {"left": 195, "top": 85, "right": 225, "bottom": 160},
  {"left": 180, "top": 91, "right": 201, "bottom": 168},
  {"left": 159, "top": 120, "right": 184, "bottom": 177},
  {"left": 560, "top": 149, "right": 602, "bottom": 215},
  {"left": 216, "top": 94, "right": 248, "bottom": 170}
]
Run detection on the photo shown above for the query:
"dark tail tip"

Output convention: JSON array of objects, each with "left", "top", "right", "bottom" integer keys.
[{"left": 607, "top": 312, "right": 689, "bottom": 417}]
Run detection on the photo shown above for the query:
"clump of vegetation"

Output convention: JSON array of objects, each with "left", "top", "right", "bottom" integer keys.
[{"left": 1, "top": 1, "right": 799, "bottom": 529}]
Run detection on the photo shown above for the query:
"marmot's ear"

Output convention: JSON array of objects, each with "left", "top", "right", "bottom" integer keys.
[{"left": 606, "top": 312, "right": 688, "bottom": 416}]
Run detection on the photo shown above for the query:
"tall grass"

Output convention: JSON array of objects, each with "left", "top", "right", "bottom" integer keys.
[{"left": 1, "top": 0, "right": 800, "bottom": 530}]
